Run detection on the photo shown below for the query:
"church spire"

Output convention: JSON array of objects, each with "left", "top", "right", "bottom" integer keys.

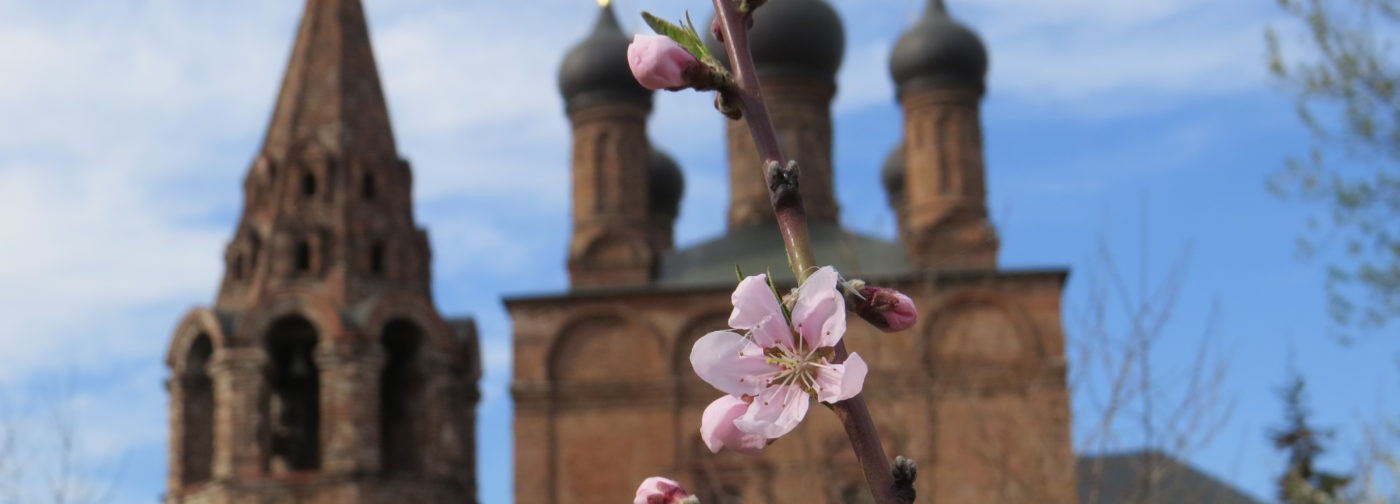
[
  {"left": 216, "top": 0, "right": 427, "bottom": 310},
  {"left": 263, "top": 0, "right": 398, "bottom": 163}
]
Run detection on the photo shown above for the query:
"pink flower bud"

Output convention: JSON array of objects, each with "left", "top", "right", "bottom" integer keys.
[
  {"left": 635, "top": 476, "right": 693, "bottom": 504},
  {"left": 628, "top": 35, "right": 699, "bottom": 90},
  {"left": 853, "top": 285, "right": 918, "bottom": 332}
]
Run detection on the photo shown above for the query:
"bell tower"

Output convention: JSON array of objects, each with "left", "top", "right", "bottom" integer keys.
[
  {"left": 890, "top": 0, "right": 999, "bottom": 269},
  {"left": 558, "top": 5, "right": 659, "bottom": 288},
  {"left": 706, "top": 0, "right": 845, "bottom": 230},
  {"left": 165, "top": 0, "right": 480, "bottom": 502},
  {"left": 557, "top": 4, "right": 686, "bottom": 289}
]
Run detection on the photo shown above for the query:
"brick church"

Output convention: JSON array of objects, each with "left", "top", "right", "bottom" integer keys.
[
  {"left": 163, "top": 0, "right": 1080, "bottom": 503},
  {"left": 507, "top": 0, "right": 1076, "bottom": 503},
  {"left": 163, "top": 0, "right": 479, "bottom": 502}
]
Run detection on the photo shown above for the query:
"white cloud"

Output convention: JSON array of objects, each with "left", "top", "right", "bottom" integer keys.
[{"left": 819, "top": 0, "right": 1282, "bottom": 117}]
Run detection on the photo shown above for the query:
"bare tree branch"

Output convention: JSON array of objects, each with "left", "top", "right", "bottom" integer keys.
[{"left": 1070, "top": 212, "right": 1236, "bottom": 504}]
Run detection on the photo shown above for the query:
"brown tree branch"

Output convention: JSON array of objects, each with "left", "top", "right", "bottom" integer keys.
[{"left": 710, "top": 1, "right": 900, "bottom": 502}]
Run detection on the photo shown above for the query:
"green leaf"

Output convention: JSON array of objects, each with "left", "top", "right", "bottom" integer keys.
[
  {"left": 681, "top": 12, "right": 723, "bottom": 68},
  {"left": 641, "top": 11, "right": 715, "bottom": 66}
]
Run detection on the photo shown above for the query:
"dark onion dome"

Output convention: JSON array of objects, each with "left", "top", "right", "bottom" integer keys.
[
  {"left": 882, "top": 143, "right": 905, "bottom": 208},
  {"left": 703, "top": 0, "right": 845, "bottom": 82},
  {"left": 648, "top": 147, "right": 684, "bottom": 218},
  {"left": 889, "top": 0, "right": 989, "bottom": 94},
  {"left": 558, "top": 5, "right": 652, "bottom": 111}
]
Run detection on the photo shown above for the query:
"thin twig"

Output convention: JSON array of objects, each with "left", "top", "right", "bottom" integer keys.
[{"left": 710, "top": 1, "right": 900, "bottom": 502}]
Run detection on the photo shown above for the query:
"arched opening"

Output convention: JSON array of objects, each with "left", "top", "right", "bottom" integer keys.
[
  {"left": 300, "top": 171, "right": 317, "bottom": 198},
  {"left": 229, "top": 253, "right": 244, "bottom": 281},
  {"left": 361, "top": 173, "right": 376, "bottom": 200},
  {"left": 265, "top": 316, "right": 320, "bottom": 472},
  {"left": 248, "top": 233, "right": 262, "bottom": 271},
  {"left": 370, "top": 242, "right": 386, "bottom": 276},
  {"left": 180, "top": 333, "right": 214, "bottom": 486},
  {"left": 380, "top": 319, "right": 424, "bottom": 475},
  {"left": 294, "top": 241, "right": 311, "bottom": 274}
]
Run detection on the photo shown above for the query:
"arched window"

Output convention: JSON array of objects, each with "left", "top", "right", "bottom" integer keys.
[
  {"left": 361, "top": 173, "right": 376, "bottom": 200},
  {"left": 249, "top": 233, "right": 262, "bottom": 270},
  {"left": 180, "top": 334, "right": 214, "bottom": 486},
  {"left": 370, "top": 242, "right": 386, "bottom": 276},
  {"left": 300, "top": 171, "right": 317, "bottom": 198},
  {"left": 294, "top": 241, "right": 312, "bottom": 274},
  {"left": 380, "top": 320, "right": 424, "bottom": 475},
  {"left": 265, "top": 316, "right": 319, "bottom": 472},
  {"left": 229, "top": 253, "right": 244, "bottom": 281}
]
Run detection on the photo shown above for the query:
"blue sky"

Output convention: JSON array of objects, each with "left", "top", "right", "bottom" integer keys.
[{"left": 0, "top": 0, "right": 1395, "bottom": 502}]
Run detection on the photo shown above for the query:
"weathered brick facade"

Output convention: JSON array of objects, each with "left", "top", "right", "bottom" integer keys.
[
  {"left": 509, "top": 1, "right": 1077, "bottom": 503},
  {"left": 165, "top": 1, "right": 479, "bottom": 502}
]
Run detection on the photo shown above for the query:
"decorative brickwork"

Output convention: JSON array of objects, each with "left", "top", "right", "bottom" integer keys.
[
  {"left": 165, "top": 1, "right": 479, "bottom": 502},
  {"left": 898, "top": 86, "right": 999, "bottom": 269}
]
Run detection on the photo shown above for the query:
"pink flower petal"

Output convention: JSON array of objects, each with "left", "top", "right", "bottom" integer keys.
[
  {"left": 700, "top": 395, "right": 767, "bottom": 455},
  {"left": 794, "top": 266, "right": 840, "bottom": 316},
  {"left": 729, "top": 275, "right": 777, "bottom": 324},
  {"left": 813, "top": 362, "right": 845, "bottom": 404},
  {"left": 797, "top": 294, "right": 846, "bottom": 350},
  {"left": 690, "top": 330, "right": 778, "bottom": 397},
  {"left": 814, "top": 352, "right": 867, "bottom": 403},
  {"left": 750, "top": 313, "right": 794, "bottom": 349},
  {"left": 729, "top": 274, "right": 793, "bottom": 348},
  {"left": 792, "top": 267, "right": 846, "bottom": 349},
  {"left": 838, "top": 353, "right": 869, "bottom": 401},
  {"left": 733, "top": 384, "right": 810, "bottom": 439}
]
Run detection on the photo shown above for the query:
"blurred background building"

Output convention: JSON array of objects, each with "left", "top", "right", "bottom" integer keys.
[
  {"left": 163, "top": 0, "right": 480, "bottom": 502},
  {"left": 508, "top": 1, "right": 1078, "bottom": 502}
]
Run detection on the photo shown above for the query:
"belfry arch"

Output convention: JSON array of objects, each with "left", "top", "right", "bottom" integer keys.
[
  {"left": 264, "top": 315, "right": 320, "bottom": 473},
  {"left": 380, "top": 318, "right": 424, "bottom": 475},
  {"left": 179, "top": 333, "right": 214, "bottom": 486}
]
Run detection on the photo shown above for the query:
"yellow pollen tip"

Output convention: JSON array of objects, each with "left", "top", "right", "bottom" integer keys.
[{"left": 597, "top": 0, "right": 610, "bottom": 7}]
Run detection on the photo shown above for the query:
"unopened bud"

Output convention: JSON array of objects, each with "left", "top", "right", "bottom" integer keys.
[
  {"left": 628, "top": 35, "right": 700, "bottom": 90},
  {"left": 851, "top": 285, "right": 918, "bottom": 332},
  {"left": 635, "top": 476, "right": 696, "bottom": 504}
]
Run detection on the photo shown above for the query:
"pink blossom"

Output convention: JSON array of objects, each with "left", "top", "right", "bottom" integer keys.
[
  {"left": 691, "top": 266, "right": 868, "bottom": 451},
  {"left": 700, "top": 395, "right": 767, "bottom": 455},
  {"left": 627, "top": 35, "right": 698, "bottom": 90},
  {"left": 634, "top": 476, "right": 692, "bottom": 504},
  {"left": 852, "top": 285, "right": 918, "bottom": 332}
]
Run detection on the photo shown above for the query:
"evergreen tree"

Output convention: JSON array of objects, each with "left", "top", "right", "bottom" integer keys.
[{"left": 1270, "top": 373, "right": 1351, "bottom": 503}]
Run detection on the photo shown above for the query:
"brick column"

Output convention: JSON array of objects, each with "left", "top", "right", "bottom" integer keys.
[
  {"left": 209, "top": 347, "right": 267, "bottom": 481},
  {"left": 417, "top": 353, "right": 459, "bottom": 484},
  {"left": 316, "top": 341, "right": 384, "bottom": 476},
  {"left": 165, "top": 378, "right": 185, "bottom": 495}
]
